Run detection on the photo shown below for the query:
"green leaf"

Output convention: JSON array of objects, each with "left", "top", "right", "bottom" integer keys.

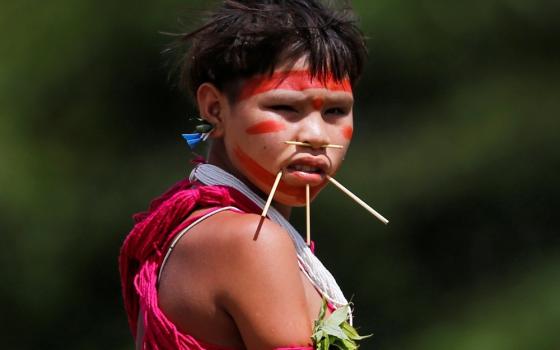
[
  {"left": 341, "top": 321, "right": 372, "bottom": 340},
  {"left": 311, "top": 298, "right": 371, "bottom": 349},
  {"left": 340, "top": 338, "right": 359, "bottom": 350},
  {"left": 340, "top": 321, "right": 359, "bottom": 339},
  {"left": 312, "top": 329, "right": 326, "bottom": 344},
  {"left": 318, "top": 297, "right": 327, "bottom": 320},
  {"left": 322, "top": 324, "right": 349, "bottom": 340},
  {"left": 325, "top": 304, "right": 350, "bottom": 327}
]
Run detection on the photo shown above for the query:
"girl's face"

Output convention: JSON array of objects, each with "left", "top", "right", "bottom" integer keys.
[{"left": 221, "top": 60, "right": 354, "bottom": 207}]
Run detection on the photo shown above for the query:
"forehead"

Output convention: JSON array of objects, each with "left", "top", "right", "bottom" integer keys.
[{"left": 238, "top": 70, "right": 352, "bottom": 101}]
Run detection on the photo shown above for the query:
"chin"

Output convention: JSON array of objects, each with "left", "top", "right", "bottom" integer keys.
[
  {"left": 239, "top": 168, "right": 327, "bottom": 208},
  {"left": 274, "top": 193, "right": 307, "bottom": 207},
  {"left": 269, "top": 184, "right": 325, "bottom": 207}
]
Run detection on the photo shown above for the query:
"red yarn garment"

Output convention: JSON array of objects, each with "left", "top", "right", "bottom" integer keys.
[{"left": 119, "top": 178, "right": 313, "bottom": 349}]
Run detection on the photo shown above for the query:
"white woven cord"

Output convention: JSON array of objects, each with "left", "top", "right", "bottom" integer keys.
[{"left": 190, "top": 163, "right": 348, "bottom": 308}]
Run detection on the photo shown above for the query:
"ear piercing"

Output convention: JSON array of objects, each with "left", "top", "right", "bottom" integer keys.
[{"left": 181, "top": 117, "right": 214, "bottom": 149}]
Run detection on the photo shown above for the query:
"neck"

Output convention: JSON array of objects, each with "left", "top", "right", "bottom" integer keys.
[{"left": 207, "top": 140, "right": 292, "bottom": 220}]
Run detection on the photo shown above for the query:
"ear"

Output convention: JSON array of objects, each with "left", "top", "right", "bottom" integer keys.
[{"left": 196, "top": 82, "right": 228, "bottom": 138}]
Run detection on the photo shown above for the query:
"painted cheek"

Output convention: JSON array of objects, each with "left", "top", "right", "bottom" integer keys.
[
  {"left": 233, "top": 145, "right": 272, "bottom": 188},
  {"left": 311, "top": 97, "right": 324, "bottom": 111},
  {"left": 245, "top": 120, "right": 285, "bottom": 135},
  {"left": 342, "top": 126, "right": 353, "bottom": 140},
  {"left": 233, "top": 145, "right": 323, "bottom": 201}
]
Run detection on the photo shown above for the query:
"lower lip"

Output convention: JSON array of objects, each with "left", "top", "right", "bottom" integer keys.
[{"left": 285, "top": 168, "right": 325, "bottom": 185}]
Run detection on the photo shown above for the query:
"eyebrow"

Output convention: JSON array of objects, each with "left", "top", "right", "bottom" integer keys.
[
  {"left": 239, "top": 70, "right": 352, "bottom": 100},
  {"left": 258, "top": 90, "right": 354, "bottom": 105},
  {"left": 321, "top": 94, "right": 354, "bottom": 105}
]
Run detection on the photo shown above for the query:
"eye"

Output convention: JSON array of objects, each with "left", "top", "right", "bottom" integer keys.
[
  {"left": 324, "top": 107, "right": 348, "bottom": 116},
  {"left": 268, "top": 105, "right": 297, "bottom": 113}
]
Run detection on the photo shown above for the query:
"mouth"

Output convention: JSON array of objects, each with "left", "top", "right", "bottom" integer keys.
[
  {"left": 287, "top": 164, "right": 325, "bottom": 174},
  {"left": 284, "top": 158, "right": 329, "bottom": 185}
]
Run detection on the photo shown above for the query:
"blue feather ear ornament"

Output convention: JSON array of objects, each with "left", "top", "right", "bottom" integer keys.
[{"left": 181, "top": 119, "right": 214, "bottom": 150}]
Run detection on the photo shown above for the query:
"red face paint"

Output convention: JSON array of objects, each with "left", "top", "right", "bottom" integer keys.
[
  {"left": 239, "top": 70, "right": 352, "bottom": 101},
  {"left": 342, "top": 126, "right": 353, "bottom": 140},
  {"left": 245, "top": 120, "right": 285, "bottom": 135},
  {"left": 311, "top": 97, "right": 324, "bottom": 111},
  {"left": 233, "top": 145, "right": 323, "bottom": 202}
]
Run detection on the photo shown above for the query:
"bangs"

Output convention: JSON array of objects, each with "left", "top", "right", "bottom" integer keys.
[{"left": 171, "top": 0, "right": 367, "bottom": 101}]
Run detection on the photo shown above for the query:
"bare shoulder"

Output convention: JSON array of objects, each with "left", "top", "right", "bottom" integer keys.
[
  {"left": 184, "top": 210, "right": 300, "bottom": 284},
  {"left": 207, "top": 211, "right": 297, "bottom": 262},
  {"left": 206, "top": 211, "right": 312, "bottom": 348},
  {"left": 161, "top": 209, "right": 312, "bottom": 348},
  {"left": 166, "top": 210, "right": 300, "bottom": 286}
]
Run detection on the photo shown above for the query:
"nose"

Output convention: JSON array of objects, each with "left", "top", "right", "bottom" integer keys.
[{"left": 297, "top": 111, "right": 330, "bottom": 149}]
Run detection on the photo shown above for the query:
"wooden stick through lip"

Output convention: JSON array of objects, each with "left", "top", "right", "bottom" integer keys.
[
  {"left": 283, "top": 141, "right": 344, "bottom": 149},
  {"left": 306, "top": 184, "right": 311, "bottom": 246},
  {"left": 261, "top": 170, "right": 283, "bottom": 217},
  {"left": 326, "top": 175, "right": 389, "bottom": 225}
]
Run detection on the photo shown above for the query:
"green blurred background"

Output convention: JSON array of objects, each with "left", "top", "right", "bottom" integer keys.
[{"left": 1, "top": 0, "right": 559, "bottom": 349}]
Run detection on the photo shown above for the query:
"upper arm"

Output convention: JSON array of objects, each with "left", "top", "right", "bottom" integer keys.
[{"left": 213, "top": 213, "right": 313, "bottom": 349}]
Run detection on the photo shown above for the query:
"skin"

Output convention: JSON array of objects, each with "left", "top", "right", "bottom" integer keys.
[
  {"left": 155, "top": 57, "right": 355, "bottom": 349},
  {"left": 342, "top": 125, "right": 354, "bottom": 140},
  {"left": 245, "top": 120, "right": 286, "bottom": 134},
  {"left": 211, "top": 65, "right": 354, "bottom": 211}
]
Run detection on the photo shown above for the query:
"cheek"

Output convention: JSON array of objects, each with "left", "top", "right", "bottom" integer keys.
[
  {"left": 341, "top": 126, "right": 353, "bottom": 140},
  {"left": 245, "top": 120, "right": 286, "bottom": 135},
  {"left": 233, "top": 145, "right": 273, "bottom": 185}
]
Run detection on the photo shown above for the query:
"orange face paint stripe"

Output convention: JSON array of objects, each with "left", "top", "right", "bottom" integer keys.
[
  {"left": 342, "top": 126, "right": 353, "bottom": 140},
  {"left": 239, "top": 70, "right": 352, "bottom": 101},
  {"left": 233, "top": 145, "right": 301, "bottom": 198},
  {"left": 311, "top": 97, "right": 324, "bottom": 111},
  {"left": 233, "top": 145, "right": 324, "bottom": 201},
  {"left": 245, "top": 120, "right": 286, "bottom": 135}
]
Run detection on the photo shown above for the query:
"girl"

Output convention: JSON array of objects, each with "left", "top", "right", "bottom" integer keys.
[{"left": 120, "top": 1, "right": 369, "bottom": 349}]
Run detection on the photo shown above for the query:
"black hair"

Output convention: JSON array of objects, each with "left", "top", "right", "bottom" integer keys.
[{"left": 170, "top": 0, "right": 367, "bottom": 102}]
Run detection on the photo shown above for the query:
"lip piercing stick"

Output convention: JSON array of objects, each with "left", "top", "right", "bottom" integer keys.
[
  {"left": 261, "top": 170, "right": 283, "bottom": 217},
  {"left": 306, "top": 184, "right": 311, "bottom": 245},
  {"left": 283, "top": 141, "right": 344, "bottom": 149},
  {"left": 326, "top": 175, "right": 389, "bottom": 225}
]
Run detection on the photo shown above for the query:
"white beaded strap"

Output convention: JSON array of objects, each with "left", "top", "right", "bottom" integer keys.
[
  {"left": 157, "top": 206, "right": 241, "bottom": 284},
  {"left": 190, "top": 163, "right": 348, "bottom": 308}
]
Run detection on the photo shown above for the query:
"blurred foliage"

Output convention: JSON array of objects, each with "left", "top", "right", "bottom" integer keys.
[{"left": 0, "top": 0, "right": 558, "bottom": 349}]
